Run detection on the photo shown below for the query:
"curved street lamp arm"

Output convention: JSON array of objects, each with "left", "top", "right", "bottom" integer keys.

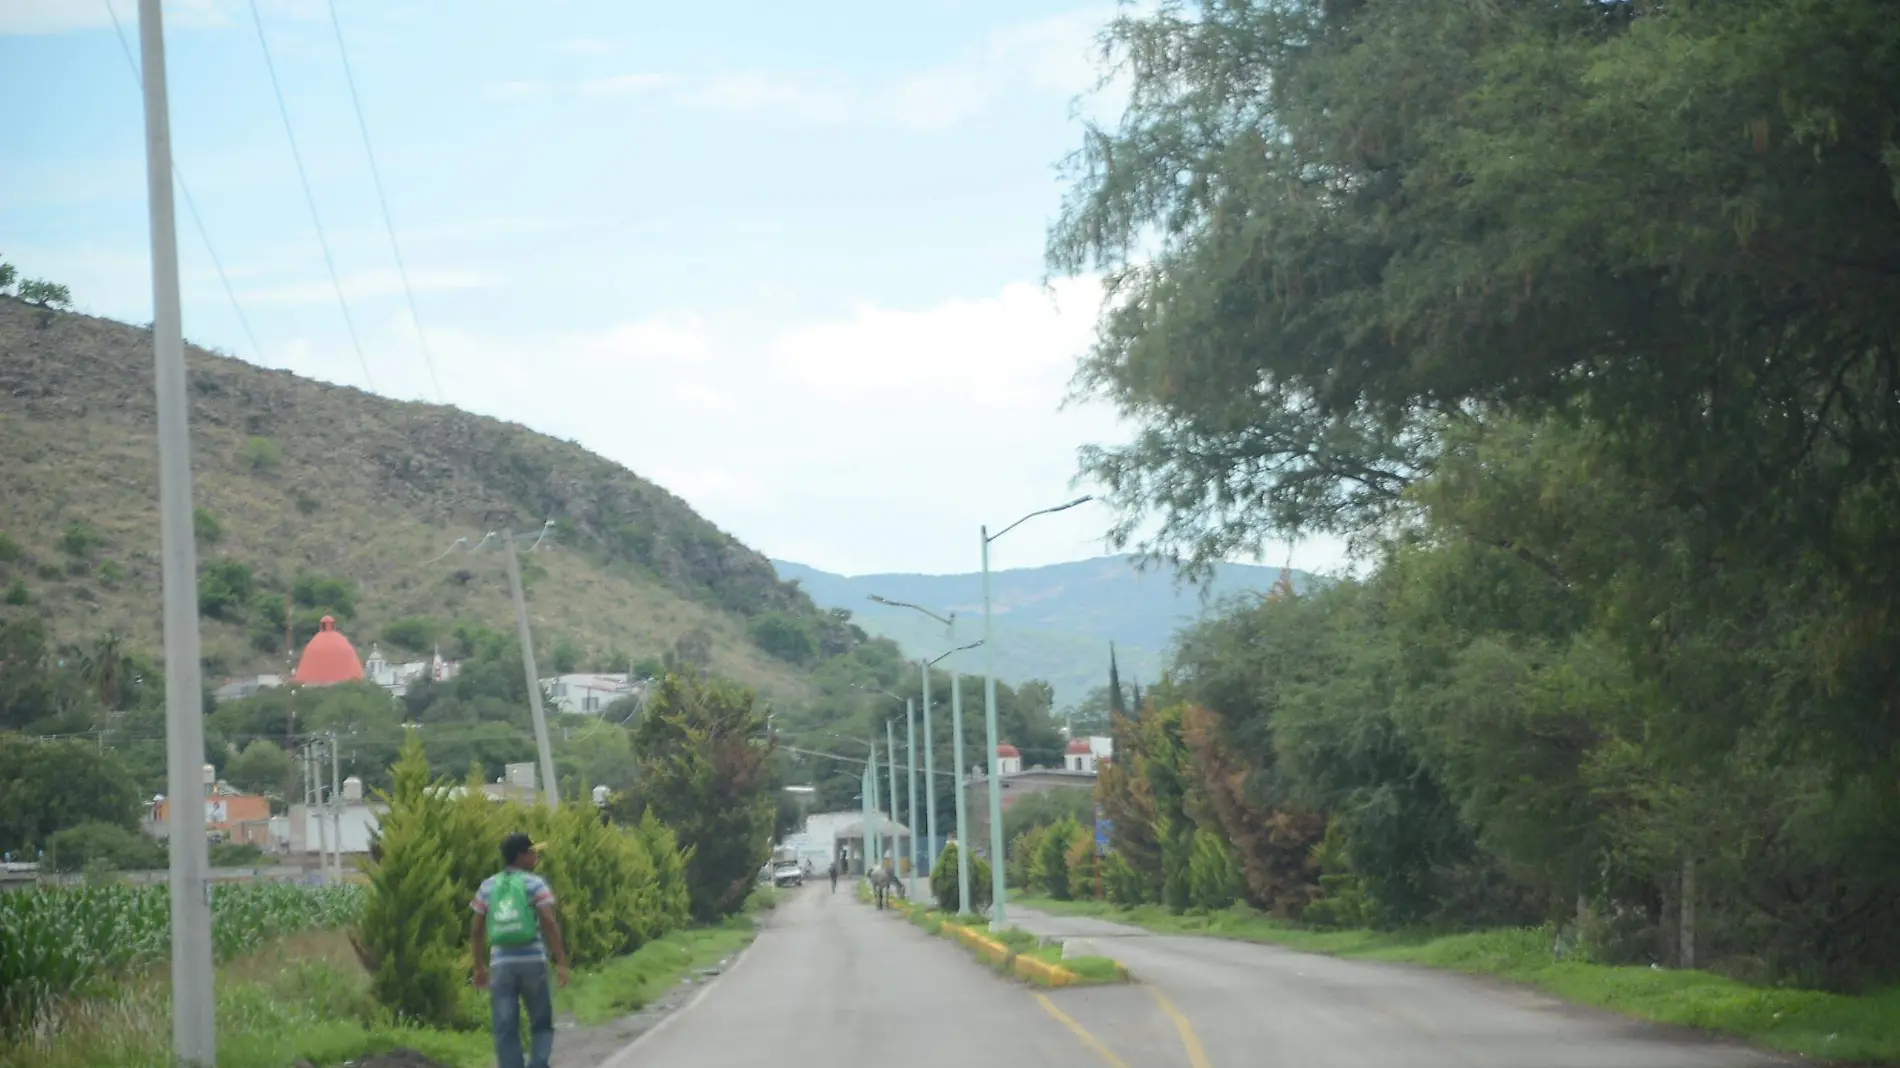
[{"left": 985, "top": 495, "right": 1094, "bottom": 544}]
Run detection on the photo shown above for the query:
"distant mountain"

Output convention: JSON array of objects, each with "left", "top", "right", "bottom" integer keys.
[{"left": 771, "top": 555, "right": 1316, "bottom": 709}]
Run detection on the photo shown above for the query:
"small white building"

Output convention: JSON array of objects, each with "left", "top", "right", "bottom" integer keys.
[
  {"left": 364, "top": 644, "right": 460, "bottom": 698},
  {"left": 542, "top": 673, "right": 649, "bottom": 715},
  {"left": 1064, "top": 735, "right": 1114, "bottom": 773}
]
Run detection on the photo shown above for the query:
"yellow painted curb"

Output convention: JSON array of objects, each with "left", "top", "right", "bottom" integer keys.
[{"left": 936, "top": 919, "right": 1081, "bottom": 987}]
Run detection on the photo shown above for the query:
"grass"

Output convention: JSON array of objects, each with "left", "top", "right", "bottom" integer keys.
[
  {"left": 1, "top": 914, "right": 765, "bottom": 1068},
  {"left": 1015, "top": 896, "right": 1900, "bottom": 1064},
  {"left": 558, "top": 916, "right": 758, "bottom": 1026}
]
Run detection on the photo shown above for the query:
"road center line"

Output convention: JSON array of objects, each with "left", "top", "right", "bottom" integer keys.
[
  {"left": 1150, "top": 986, "right": 1214, "bottom": 1068},
  {"left": 1036, "top": 992, "right": 1133, "bottom": 1068}
]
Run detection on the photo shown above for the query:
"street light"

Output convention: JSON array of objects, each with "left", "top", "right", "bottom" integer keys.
[
  {"left": 980, "top": 495, "right": 1092, "bottom": 929},
  {"left": 867, "top": 595, "right": 959, "bottom": 907}
]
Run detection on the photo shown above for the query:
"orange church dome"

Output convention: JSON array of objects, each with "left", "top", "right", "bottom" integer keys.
[{"left": 291, "top": 616, "right": 366, "bottom": 686}]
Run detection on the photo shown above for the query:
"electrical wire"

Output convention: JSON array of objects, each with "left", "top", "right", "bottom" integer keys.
[
  {"left": 245, "top": 0, "right": 377, "bottom": 392},
  {"left": 103, "top": 0, "right": 267, "bottom": 364},
  {"left": 323, "top": 0, "right": 446, "bottom": 404}
]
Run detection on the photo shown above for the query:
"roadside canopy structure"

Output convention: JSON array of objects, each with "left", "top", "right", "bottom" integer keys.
[{"left": 833, "top": 814, "right": 909, "bottom": 876}]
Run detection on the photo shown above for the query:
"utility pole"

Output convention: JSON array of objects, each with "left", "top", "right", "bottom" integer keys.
[
  {"left": 885, "top": 719, "right": 900, "bottom": 875},
  {"left": 139, "top": 0, "right": 214, "bottom": 1056},
  {"left": 906, "top": 698, "right": 919, "bottom": 899},
  {"left": 502, "top": 527, "right": 560, "bottom": 808},
  {"left": 867, "top": 741, "right": 881, "bottom": 869},
  {"left": 921, "top": 663, "right": 937, "bottom": 870},
  {"left": 950, "top": 671, "right": 971, "bottom": 915},
  {"left": 329, "top": 730, "right": 343, "bottom": 881}
]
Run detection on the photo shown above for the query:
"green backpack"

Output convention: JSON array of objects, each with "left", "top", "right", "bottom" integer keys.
[{"left": 488, "top": 872, "right": 539, "bottom": 946}]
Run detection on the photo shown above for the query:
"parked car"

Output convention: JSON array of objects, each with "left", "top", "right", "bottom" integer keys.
[{"left": 773, "top": 862, "right": 804, "bottom": 888}]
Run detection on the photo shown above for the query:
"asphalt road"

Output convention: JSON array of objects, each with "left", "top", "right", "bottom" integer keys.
[
  {"left": 598, "top": 883, "right": 1181, "bottom": 1068},
  {"left": 596, "top": 885, "right": 1793, "bottom": 1068},
  {"left": 1009, "top": 906, "right": 1796, "bottom": 1068}
]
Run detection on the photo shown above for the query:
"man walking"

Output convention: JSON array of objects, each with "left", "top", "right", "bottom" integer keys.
[{"left": 472, "top": 833, "right": 571, "bottom": 1068}]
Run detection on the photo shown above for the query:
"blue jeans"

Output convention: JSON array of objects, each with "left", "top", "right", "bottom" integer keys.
[{"left": 490, "top": 958, "right": 554, "bottom": 1068}]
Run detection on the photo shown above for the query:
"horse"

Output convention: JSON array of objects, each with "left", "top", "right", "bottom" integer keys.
[{"left": 868, "top": 865, "right": 906, "bottom": 910}]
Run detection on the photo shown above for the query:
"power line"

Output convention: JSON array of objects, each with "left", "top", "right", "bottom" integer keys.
[
  {"left": 103, "top": 0, "right": 266, "bottom": 364},
  {"left": 323, "top": 0, "right": 445, "bottom": 404},
  {"left": 245, "top": 0, "right": 376, "bottom": 392}
]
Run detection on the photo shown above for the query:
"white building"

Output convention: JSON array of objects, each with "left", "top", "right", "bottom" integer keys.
[
  {"left": 364, "top": 644, "right": 460, "bottom": 698},
  {"left": 1064, "top": 735, "right": 1114, "bottom": 773},
  {"left": 542, "top": 673, "right": 649, "bottom": 715}
]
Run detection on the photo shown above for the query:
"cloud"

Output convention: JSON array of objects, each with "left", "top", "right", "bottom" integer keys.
[
  {"left": 260, "top": 276, "right": 1138, "bottom": 573},
  {"left": 576, "top": 72, "right": 678, "bottom": 97},
  {"left": 238, "top": 267, "right": 497, "bottom": 305},
  {"left": 476, "top": 7, "right": 1121, "bottom": 131},
  {"left": 681, "top": 73, "right": 856, "bottom": 126}
]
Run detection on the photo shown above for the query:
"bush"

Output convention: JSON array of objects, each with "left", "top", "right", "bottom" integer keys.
[
  {"left": 746, "top": 612, "right": 815, "bottom": 665},
  {"left": 45, "top": 822, "right": 165, "bottom": 873},
  {"left": 1186, "top": 828, "right": 1244, "bottom": 911},
  {"left": 4, "top": 582, "right": 27, "bottom": 606},
  {"left": 58, "top": 521, "right": 102, "bottom": 559},
  {"left": 1065, "top": 829, "right": 1100, "bottom": 901},
  {"left": 197, "top": 559, "right": 256, "bottom": 621},
  {"left": 192, "top": 507, "right": 223, "bottom": 544},
  {"left": 1036, "top": 818, "right": 1082, "bottom": 900},
  {"left": 1103, "top": 852, "right": 1145, "bottom": 906},
  {"left": 239, "top": 436, "right": 281, "bottom": 472},
  {"left": 350, "top": 734, "right": 465, "bottom": 1027},
  {"left": 930, "top": 841, "right": 994, "bottom": 914},
  {"left": 1008, "top": 827, "right": 1042, "bottom": 890},
  {"left": 0, "top": 531, "right": 20, "bottom": 563},
  {"left": 383, "top": 615, "right": 443, "bottom": 653},
  {"left": 208, "top": 841, "right": 266, "bottom": 867}
]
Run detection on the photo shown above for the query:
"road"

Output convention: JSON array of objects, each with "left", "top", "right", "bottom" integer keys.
[
  {"left": 1009, "top": 906, "right": 1793, "bottom": 1068},
  {"left": 598, "top": 885, "right": 1792, "bottom": 1068}
]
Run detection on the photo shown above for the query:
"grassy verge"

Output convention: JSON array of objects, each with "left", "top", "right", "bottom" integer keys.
[
  {"left": 559, "top": 916, "right": 757, "bottom": 1026},
  {"left": 2, "top": 913, "right": 767, "bottom": 1068},
  {"left": 875, "top": 900, "right": 1126, "bottom": 987},
  {"left": 1015, "top": 896, "right": 1900, "bottom": 1064}
]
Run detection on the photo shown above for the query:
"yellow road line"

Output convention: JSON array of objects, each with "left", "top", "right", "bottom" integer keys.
[
  {"left": 1036, "top": 992, "right": 1133, "bottom": 1068},
  {"left": 1150, "top": 986, "right": 1213, "bottom": 1068}
]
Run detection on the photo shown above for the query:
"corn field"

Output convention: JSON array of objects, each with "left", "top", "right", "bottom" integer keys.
[{"left": 0, "top": 882, "right": 364, "bottom": 1027}]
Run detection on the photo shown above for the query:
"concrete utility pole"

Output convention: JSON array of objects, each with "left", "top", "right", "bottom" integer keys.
[
  {"left": 329, "top": 731, "right": 343, "bottom": 881},
  {"left": 139, "top": 3, "right": 215, "bottom": 1057},
  {"left": 502, "top": 527, "right": 560, "bottom": 808},
  {"left": 921, "top": 666, "right": 936, "bottom": 866},
  {"left": 906, "top": 698, "right": 919, "bottom": 899},
  {"left": 950, "top": 672, "right": 971, "bottom": 914},
  {"left": 886, "top": 720, "right": 900, "bottom": 873}
]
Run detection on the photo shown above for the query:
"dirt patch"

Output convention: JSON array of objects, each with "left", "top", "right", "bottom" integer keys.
[{"left": 314, "top": 1051, "right": 455, "bottom": 1068}]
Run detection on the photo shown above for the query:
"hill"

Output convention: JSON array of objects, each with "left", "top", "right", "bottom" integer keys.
[
  {"left": 0, "top": 296, "right": 851, "bottom": 703},
  {"left": 771, "top": 555, "right": 1317, "bottom": 709}
]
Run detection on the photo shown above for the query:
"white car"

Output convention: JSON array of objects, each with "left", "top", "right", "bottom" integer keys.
[{"left": 773, "top": 863, "right": 804, "bottom": 888}]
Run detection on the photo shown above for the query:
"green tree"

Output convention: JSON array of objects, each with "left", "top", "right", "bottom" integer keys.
[
  {"left": 350, "top": 732, "right": 464, "bottom": 1027},
  {"left": 620, "top": 672, "right": 775, "bottom": 922},
  {"left": 45, "top": 821, "right": 165, "bottom": 872},
  {"left": 15, "top": 279, "right": 71, "bottom": 310},
  {"left": 747, "top": 612, "right": 815, "bottom": 665},
  {"left": 0, "top": 736, "right": 140, "bottom": 851},
  {"left": 227, "top": 739, "right": 297, "bottom": 799}
]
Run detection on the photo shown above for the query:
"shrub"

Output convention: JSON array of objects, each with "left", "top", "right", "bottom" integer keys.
[
  {"left": 1035, "top": 818, "right": 1082, "bottom": 900},
  {"left": 192, "top": 507, "right": 223, "bottom": 544},
  {"left": 746, "top": 612, "right": 815, "bottom": 665},
  {"left": 1186, "top": 828, "right": 1244, "bottom": 911},
  {"left": 45, "top": 822, "right": 165, "bottom": 873},
  {"left": 4, "top": 582, "right": 28, "bottom": 606},
  {"left": 1102, "top": 852, "right": 1145, "bottom": 906},
  {"left": 1065, "top": 829, "right": 1101, "bottom": 900},
  {"left": 351, "top": 733, "right": 465, "bottom": 1027},
  {"left": 58, "top": 521, "right": 102, "bottom": 559},
  {"left": 197, "top": 559, "right": 256, "bottom": 621},
  {"left": 208, "top": 841, "right": 266, "bottom": 867},
  {"left": 0, "top": 531, "right": 20, "bottom": 563},
  {"left": 930, "top": 841, "right": 994, "bottom": 914},
  {"left": 238, "top": 436, "right": 281, "bottom": 473},
  {"left": 1007, "top": 827, "right": 1041, "bottom": 889},
  {"left": 382, "top": 615, "right": 443, "bottom": 653},
  {"left": 94, "top": 560, "right": 124, "bottom": 588},
  {"left": 15, "top": 279, "right": 71, "bottom": 310}
]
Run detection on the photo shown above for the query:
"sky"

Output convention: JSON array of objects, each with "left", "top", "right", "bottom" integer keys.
[{"left": 0, "top": 0, "right": 1347, "bottom": 578}]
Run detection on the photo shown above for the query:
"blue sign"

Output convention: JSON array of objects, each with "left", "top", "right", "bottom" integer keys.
[{"left": 1094, "top": 817, "right": 1113, "bottom": 855}]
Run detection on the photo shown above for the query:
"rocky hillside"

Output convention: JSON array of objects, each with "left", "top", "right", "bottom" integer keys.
[{"left": 0, "top": 297, "right": 850, "bottom": 700}]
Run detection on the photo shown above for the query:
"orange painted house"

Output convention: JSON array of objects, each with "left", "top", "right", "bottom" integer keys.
[{"left": 152, "top": 791, "right": 272, "bottom": 845}]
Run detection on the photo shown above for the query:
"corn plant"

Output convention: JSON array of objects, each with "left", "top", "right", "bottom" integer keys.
[{"left": 0, "top": 881, "right": 364, "bottom": 1028}]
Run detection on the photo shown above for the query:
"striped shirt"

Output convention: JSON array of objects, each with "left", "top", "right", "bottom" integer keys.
[{"left": 472, "top": 870, "right": 555, "bottom": 966}]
